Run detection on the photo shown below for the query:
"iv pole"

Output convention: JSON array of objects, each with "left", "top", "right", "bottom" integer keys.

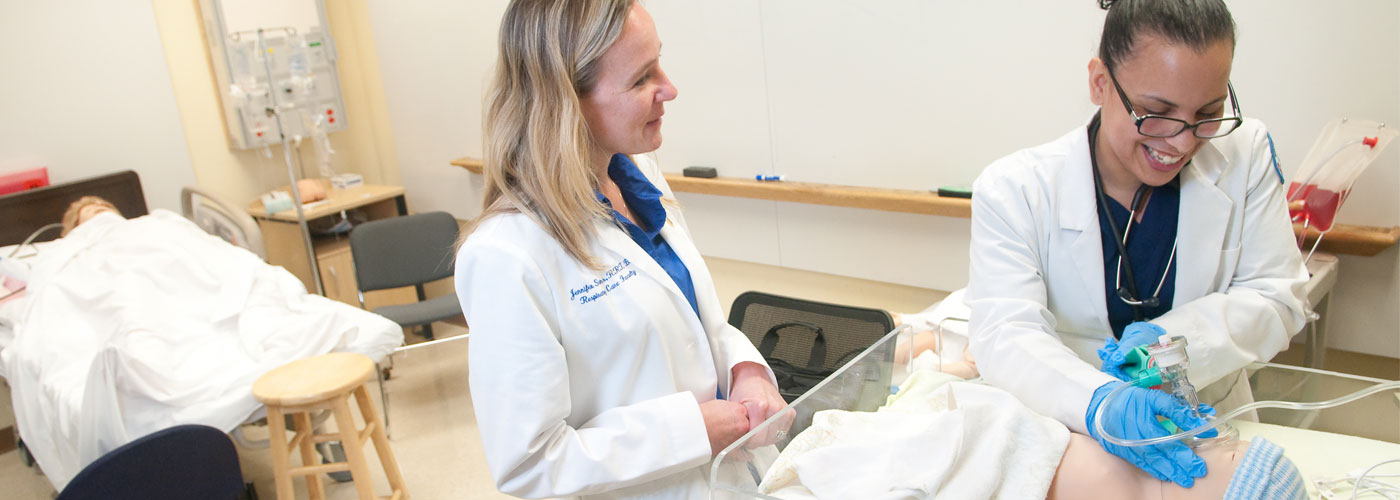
[{"left": 256, "top": 28, "right": 324, "bottom": 295}]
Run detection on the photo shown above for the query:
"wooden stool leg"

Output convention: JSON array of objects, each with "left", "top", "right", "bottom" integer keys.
[
  {"left": 332, "top": 394, "right": 377, "bottom": 500},
  {"left": 294, "top": 412, "right": 325, "bottom": 500},
  {"left": 266, "top": 407, "right": 295, "bottom": 500},
  {"left": 355, "top": 385, "right": 408, "bottom": 497}
]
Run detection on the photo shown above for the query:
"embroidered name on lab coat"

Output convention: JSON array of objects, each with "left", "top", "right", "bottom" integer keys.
[{"left": 569, "top": 258, "right": 638, "bottom": 305}]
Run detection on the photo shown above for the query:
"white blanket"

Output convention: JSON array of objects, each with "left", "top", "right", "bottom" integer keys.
[
  {"left": 759, "top": 371, "right": 1070, "bottom": 499},
  {"left": 0, "top": 210, "right": 402, "bottom": 489}
]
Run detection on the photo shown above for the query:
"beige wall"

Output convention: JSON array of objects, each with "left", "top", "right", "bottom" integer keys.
[
  {"left": 150, "top": 0, "right": 400, "bottom": 209},
  {"left": 0, "top": 1, "right": 195, "bottom": 213},
  {"left": 368, "top": 0, "right": 1400, "bottom": 359}
]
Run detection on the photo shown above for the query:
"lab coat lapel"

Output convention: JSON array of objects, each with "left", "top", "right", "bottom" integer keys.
[
  {"left": 658, "top": 219, "right": 721, "bottom": 327},
  {"left": 594, "top": 221, "right": 704, "bottom": 331},
  {"left": 1174, "top": 145, "right": 1231, "bottom": 302},
  {"left": 1060, "top": 128, "right": 1110, "bottom": 329}
]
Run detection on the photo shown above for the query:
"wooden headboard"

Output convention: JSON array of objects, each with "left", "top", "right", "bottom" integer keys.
[{"left": 0, "top": 170, "right": 148, "bottom": 247}]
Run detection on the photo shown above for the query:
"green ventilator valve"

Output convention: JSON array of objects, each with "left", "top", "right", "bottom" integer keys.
[
  {"left": 1123, "top": 346, "right": 1162, "bottom": 388},
  {"left": 1122, "top": 346, "right": 1184, "bottom": 434}
]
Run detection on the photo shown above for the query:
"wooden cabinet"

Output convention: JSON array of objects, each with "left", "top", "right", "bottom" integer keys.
[
  {"left": 250, "top": 184, "right": 415, "bottom": 309},
  {"left": 316, "top": 240, "right": 360, "bottom": 305}
]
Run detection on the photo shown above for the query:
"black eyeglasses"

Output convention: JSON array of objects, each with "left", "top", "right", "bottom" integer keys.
[{"left": 1108, "top": 71, "right": 1243, "bottom": 139}]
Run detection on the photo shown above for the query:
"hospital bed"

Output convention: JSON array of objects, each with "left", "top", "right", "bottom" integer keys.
[
  {"left": 0, "top": 171, "right": 403, "bottom": 490},
  {"left": 711, "top": 324, "right": 1400, "bottom": 499}
]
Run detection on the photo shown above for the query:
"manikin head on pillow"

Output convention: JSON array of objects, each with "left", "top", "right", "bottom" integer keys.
[{"left": 60, "top": 196, "right": 121, "bottom": 236}]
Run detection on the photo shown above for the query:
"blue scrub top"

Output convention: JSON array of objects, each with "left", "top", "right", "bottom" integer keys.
[
  {"left": 597, "top": 154, "right": 700, "bottom": 318},
  {"left": 1098, "top": 180, "right": 1179, "bottom": 338}
]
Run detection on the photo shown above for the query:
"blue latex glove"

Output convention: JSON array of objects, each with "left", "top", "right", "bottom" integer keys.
[
  {"left": 1098, "top": 321, "right": 1165, "bottom": 381},
  {"left": 1086, "top": 381, "right": 1212, "bottom": 488}
]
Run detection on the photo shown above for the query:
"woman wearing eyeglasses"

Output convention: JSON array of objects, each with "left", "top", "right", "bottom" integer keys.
[{"left": 966, "top": 0, "right": 1309, "bottom": 490}]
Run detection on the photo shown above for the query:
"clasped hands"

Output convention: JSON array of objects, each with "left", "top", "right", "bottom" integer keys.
[{"left": 701, "top": 361, "right": 793, "bottom": 457}]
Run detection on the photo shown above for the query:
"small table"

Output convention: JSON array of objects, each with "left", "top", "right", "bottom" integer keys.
[
  {"left": 1300, "top": 253, "right": 1340, "bottom": 368},
  {"left": 248, "top": 184, "right": 408, "bottom": 306}
]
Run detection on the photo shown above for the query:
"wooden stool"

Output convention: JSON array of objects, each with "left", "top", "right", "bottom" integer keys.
[{"left": 253, "top": 353, "right": 408, "bottom": 500}]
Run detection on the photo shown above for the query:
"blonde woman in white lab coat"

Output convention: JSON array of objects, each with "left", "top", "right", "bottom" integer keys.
[
  {"left": 454, "top": 1, "right": 784, "bottom": 498},
  {"left": 967, "top": 0, "right": 1309, "bottom": 491}
]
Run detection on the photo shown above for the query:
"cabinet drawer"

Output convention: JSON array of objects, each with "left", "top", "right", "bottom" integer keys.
[{"left": 317, "top": 246, "right": 360, "bottom": 306}]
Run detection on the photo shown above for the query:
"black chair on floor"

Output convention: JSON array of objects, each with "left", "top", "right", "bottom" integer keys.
[
  {"left": 349, "top": 211, "right": 464, "bottom": 436},
  {"left": 348, "top": 210, "right": 463, "bottom": 341},
  {"left": 57, "top": 424, "right": 247, "bottom": 500},
  {"left": 727, "top": 291, "right": 895, "bottom": 402}
]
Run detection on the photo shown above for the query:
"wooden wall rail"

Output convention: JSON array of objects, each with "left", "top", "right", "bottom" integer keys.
[{"left": 451, "top": 156, "right": 1398, "bottom": 256}]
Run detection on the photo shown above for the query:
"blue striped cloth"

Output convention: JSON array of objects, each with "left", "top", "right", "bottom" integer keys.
[{"left": 1224, "top": 438, "right": 1307, "bottom": 500}]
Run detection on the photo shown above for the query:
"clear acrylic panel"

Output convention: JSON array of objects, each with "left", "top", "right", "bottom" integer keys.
[{"left": 709, "top": 325, "right": 927, "bottom": 499}]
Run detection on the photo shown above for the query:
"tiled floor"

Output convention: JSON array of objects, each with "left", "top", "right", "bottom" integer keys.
[{"left": 1, "top": 256, "right": 1394, "bottom": 498}]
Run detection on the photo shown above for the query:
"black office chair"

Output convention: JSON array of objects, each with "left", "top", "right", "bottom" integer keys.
[
  {"left": 56, "top": 424, "right": 248, "bottom": 500},
  {"left": 349, "top": 211, "right": 464, "bottom": 436},
  {"left": 727, "top": 291, "right": 895, "bottom": 402},
  {"left": 348, "top": 211, "right": 463, "bottom": 340}
]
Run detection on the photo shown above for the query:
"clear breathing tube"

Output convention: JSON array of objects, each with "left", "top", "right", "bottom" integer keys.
[{"left": 1093, "top": 376, "right": 1400, "bottom": 447}]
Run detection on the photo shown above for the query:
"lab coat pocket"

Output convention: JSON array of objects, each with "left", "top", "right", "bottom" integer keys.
[{"left": 1214, "top": 246, "right": 1242, "bottom": 291}]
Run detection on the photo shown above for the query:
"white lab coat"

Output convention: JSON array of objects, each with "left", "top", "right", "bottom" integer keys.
[
  {"left": 966, "top": 118, "right": 1309, "bottom": 433},
  {"left": 455, "top": 155, "right": 771, "bottom": 499}
]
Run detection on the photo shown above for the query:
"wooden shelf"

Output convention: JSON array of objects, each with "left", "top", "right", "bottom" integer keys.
[
  {"left": 1295, "top": 223, "right": 1400, "bottom": 257},
  {"left": 451, "top": 156, "right": 1398, "bottom": 256},
  {"left": 664, "top": 174, "right": 972, "bottom": 217},
  {"left": 450, "top": 156, "right": 969, "bottom": 216},
  {"left": 451, "top": 157, "right": 483, "bottom": 173}
]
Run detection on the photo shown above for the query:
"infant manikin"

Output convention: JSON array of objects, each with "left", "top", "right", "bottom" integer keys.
[{"left": 1051, "top": 433, "right": 1304, "bottom": 500}]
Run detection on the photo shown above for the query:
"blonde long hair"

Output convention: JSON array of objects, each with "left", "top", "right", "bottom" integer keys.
[{"left": 477, "top": 0, "right": 634, "bottom": 269}]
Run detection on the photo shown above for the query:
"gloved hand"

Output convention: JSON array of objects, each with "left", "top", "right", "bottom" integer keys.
[
  {"left": 1098, "top": 321, "right": 1165, "bottom": 381},
  {"left": 1085, "top": 381, "right": 1212, "bottom": 488}
]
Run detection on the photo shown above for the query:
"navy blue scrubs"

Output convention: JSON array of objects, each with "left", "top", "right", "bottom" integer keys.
[{"left": 1098, "top": 180, "right": 1179, "bottom": 338}]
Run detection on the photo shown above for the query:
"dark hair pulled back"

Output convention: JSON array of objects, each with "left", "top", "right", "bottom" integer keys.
[{"left": 1098, "top": 0, "right": 1236, "bottom": 72}]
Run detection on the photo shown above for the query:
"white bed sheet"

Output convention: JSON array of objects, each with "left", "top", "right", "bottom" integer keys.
[
  {"left": 0, "top": 210, "right": 403, "bottom": 489},
  {"left": 1235, "top": 421, "right": 1400, "bottom": 498}
]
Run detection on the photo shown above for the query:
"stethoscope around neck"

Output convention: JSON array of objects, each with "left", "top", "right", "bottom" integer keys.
[{"left": 1088, "top": 113, "right": 1178, "bottom": 322}]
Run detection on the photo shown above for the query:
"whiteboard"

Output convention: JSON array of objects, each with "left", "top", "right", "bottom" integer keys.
[
  {"left": 368, "top": 0, "right": 1400, "bottom": 356},
  {"left": 648, "top": 0, "right": 1399, "bottom": 215}
]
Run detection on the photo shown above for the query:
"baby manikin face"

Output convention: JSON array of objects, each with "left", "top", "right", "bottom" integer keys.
[
  {"left": 1163, "top": 438, "right": 1252, "bottom": 500},
  {"left": 1050, "top": 433, "right": 1252, "bottom": 500}
]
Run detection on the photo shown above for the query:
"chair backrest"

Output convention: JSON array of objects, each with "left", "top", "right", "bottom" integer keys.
[
  {"left": 727, "top": 291, "right": 895, "bottom": 372},
  {"left": 349, "top": 211, "right": 459, "bottom": 292},
  {"left": 57, "top": 424, "right": 244, "bottom": 500}
]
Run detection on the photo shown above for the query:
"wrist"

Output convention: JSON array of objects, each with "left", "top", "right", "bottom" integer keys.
[
  {"left": 1086, "top": 380, "right": 1124, "bottom": 435},
  {"left": 730, "top": 361, "right": 768, "bottom": 384},
  {"left": 1123, "top": 322, "right": 1166, "bottom": 343}
]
